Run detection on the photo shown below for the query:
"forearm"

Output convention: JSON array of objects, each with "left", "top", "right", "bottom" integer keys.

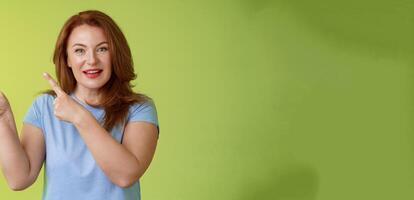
[
  {"left": 73, "top": 111, "right": 141, "bottom": 188},
  {"left": 0, "top": 111, "right": 30, "bottom": 190}
]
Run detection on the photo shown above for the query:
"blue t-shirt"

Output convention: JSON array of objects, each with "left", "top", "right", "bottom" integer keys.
[{"left": 23, "top": 93, "right": 159, "bottom": 200}]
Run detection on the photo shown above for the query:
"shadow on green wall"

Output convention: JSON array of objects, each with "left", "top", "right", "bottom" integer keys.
[
  {"left": 239, "top": 163, "right": 318, "bottom": 200},
  {"left": 240, "top": 0, "right": 414, "bottom": 60}
]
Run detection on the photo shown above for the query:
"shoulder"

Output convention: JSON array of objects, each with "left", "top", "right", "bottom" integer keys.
[
  {"left": 32, "top": 93, "right": 54, "bottom": 106},
  {"left": 127, "top": 99, "right": 159, "bottom": 125},
  {"left": 27, "top": 94, "right": 56, "bottom": 113},
  {"left": 128, "top": 99, "right": 157, "bottom": 113},
  {"left": 24, "top": 94, "right": 55, "bottom": 129}
]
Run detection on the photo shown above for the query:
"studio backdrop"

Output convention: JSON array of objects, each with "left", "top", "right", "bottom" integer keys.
[{"left": 0, "top": 0, "right": 413, "bottom": 199}]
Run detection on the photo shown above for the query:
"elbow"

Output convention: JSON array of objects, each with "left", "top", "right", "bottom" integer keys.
[
  {"left": 113, "top": 171, "right": 142, "bottom": 189},
  {"left": 2, "top": 172, "right": 31, "bottom": 191},
  {"left": 8, "top": 181, "right": 30, "bottom": 191},
  {"left": 10, "top": 185, "right": 27, "bottom": 191},
  {"left": 115, "top": 175, "right": 140, "bottom": 188},
  {"left": 116, "top": 180, "right": 135, "bottom": 189},
  {"left": 113, "top": 160, "right": 144, "bottom": 188},
  {"left": 115, "top": 179, "right": 136, "bottom": 188}
]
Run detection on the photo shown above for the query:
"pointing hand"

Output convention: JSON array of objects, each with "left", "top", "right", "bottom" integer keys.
[
  {"left": 43, "top": 73, "right": 88, "bottom": 124},
  {"left": 0, "top": 92, "right": 11, "bottom": 119}
]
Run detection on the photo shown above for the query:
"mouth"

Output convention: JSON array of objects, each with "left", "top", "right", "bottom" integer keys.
[{"left": 82, "top": 69, "right": 103, "bottom": 79}]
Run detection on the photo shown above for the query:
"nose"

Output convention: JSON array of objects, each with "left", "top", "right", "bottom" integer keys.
[{"left": 86, "top": 51, "right": 97, "bottom": 66}]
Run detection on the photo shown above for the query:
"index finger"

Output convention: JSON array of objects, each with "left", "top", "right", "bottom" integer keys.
[{"left": 43, "top": 72, "right": 65, "bottom": 96}]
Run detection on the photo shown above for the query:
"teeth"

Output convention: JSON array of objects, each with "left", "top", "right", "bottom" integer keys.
[{"left": 85, "top": 70, "right": 101, "bottom": 74}]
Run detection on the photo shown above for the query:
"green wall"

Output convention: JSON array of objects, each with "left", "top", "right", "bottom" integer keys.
[{"left": 0, "top": 0, "right": 413, "bottom": 199}]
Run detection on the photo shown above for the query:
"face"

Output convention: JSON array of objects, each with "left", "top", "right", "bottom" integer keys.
[{"left": 66, "top": 24, "right": 112, "bottom": 91}]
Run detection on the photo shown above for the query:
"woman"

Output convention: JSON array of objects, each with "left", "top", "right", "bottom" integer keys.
[{"left": 0, "top": 10, "right": 159, "bottom": 200}]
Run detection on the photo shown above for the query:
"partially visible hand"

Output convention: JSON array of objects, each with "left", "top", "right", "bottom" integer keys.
[
  {"left": 0, "top": 91, "right": 11, "bottom": 119},
  {"left": 43, "top": 73, "right": 89, "bottom": 124}
]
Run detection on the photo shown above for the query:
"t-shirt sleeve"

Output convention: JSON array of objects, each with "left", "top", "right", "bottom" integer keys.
[
  {"left": 23, "top": 95, "right": 44, "bottom": 130},
  {"left": 127, "top": 100, "right": 160, "bottom": 134}
]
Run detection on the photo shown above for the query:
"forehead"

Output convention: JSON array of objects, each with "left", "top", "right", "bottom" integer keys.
[{"left": 67, "top": 24, "right": 107, "bottom": 46}]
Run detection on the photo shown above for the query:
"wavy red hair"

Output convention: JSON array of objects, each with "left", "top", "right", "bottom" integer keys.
[{"left": 46, "top": 10, "right": 150, "bottom": 131}]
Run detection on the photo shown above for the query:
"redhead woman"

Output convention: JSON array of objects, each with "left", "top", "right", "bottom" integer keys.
[{"left": 0, "top": 10, "right": 159, "bottom": 200}]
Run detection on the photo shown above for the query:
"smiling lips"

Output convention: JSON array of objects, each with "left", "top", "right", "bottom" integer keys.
[{"left": 83, "top": 69, "right": 103, "bottom": 79}]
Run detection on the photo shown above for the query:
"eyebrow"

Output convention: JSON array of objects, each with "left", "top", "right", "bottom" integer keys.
[{"left": 72, "top": 41, "right": 108, "bottom": 48}]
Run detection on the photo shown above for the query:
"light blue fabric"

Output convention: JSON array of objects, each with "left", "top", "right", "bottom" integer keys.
[{"left": 23, "top": 93, "right": 159, "bottom": 200}]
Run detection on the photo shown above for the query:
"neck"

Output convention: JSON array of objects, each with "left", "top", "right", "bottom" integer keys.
[{"left": 73, "top": 86, "right": 102, "bottom": 106}]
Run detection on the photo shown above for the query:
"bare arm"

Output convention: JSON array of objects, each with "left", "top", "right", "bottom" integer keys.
[
  {"left": 42, "top": 73, "right": 158, "bottom": 188},
  {"left": 73, "top": 111, "right": 158, "bottom": 188},
  {"left": 0, "top": 92, "right": 45, "bottom": 191}
]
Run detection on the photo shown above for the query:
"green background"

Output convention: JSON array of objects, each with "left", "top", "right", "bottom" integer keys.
[{"left": 1, "top": 0, "right": 413, "bottom": 199}]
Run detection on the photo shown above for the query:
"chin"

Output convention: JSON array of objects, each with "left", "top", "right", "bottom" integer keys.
[
  {"left": 78, "top": 79, "right": 110, "bottom": 90},
  {"left": 85, "top": 81, "right": 108, "bottom": 89}
]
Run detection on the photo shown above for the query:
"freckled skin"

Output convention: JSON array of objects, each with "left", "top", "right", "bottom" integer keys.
[{"left": 66, "top": 24, "right": 112, "bottom": 95}]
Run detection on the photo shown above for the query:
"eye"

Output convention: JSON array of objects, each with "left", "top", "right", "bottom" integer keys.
[
  {"left": 97, "top": 47, "right": 108, "bottom": 53},
  {"left": 74, "top": 48, "right": 85, "bottom": 55}
]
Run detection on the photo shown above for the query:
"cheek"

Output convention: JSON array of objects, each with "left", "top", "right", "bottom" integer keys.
[
  {"left": 102, "top": 55, "right": 111, "bottom": 66},
  {"left": 67, "top": 55, "right": 85, "bottom": 68},
  {"left": 101, "top": 55, "right": 112, "bottom": 71},
  {"left": 72, "top": 58, "right": 86, "bottom": 67}
]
